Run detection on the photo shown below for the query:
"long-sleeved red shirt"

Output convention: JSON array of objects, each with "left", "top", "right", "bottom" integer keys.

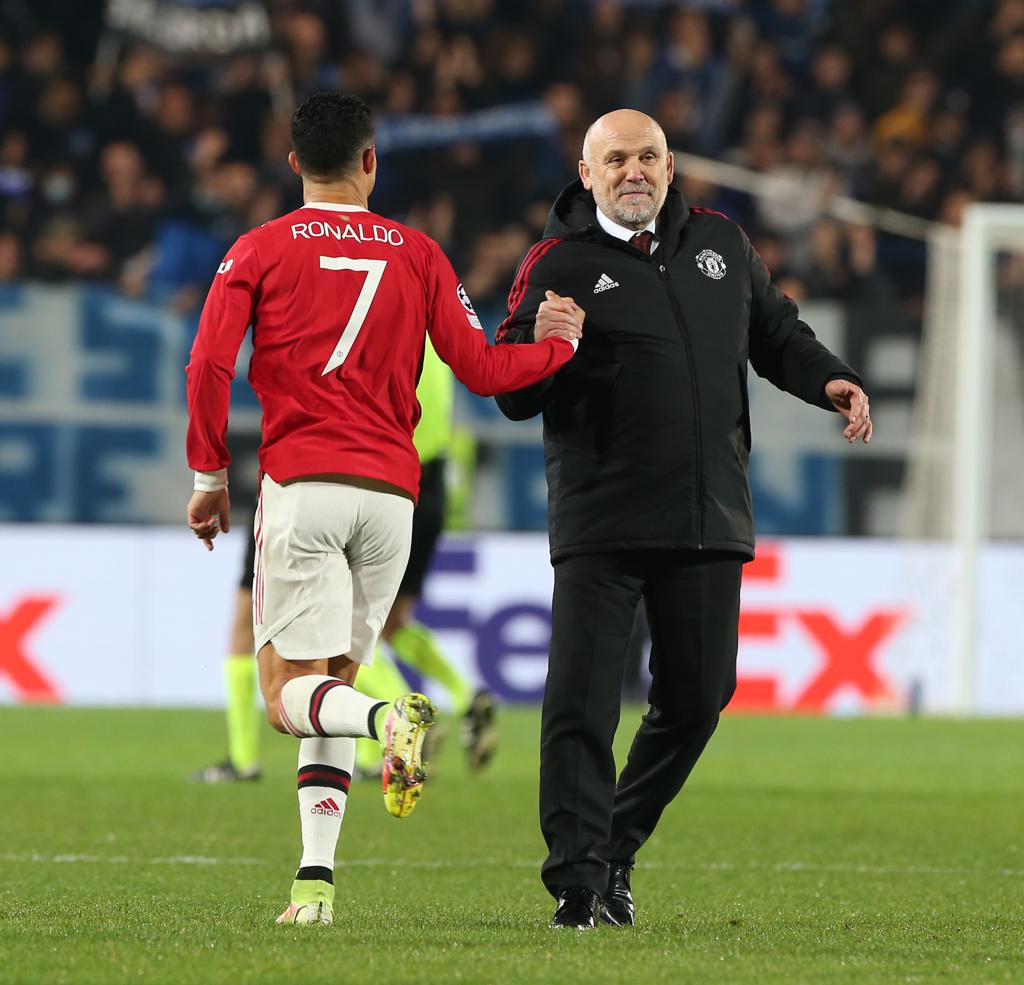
[{"left": 186, "top": 202, "right": 574, "bottom": 499}]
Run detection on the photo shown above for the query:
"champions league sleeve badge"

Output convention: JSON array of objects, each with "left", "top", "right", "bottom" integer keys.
[{"left": 458, "top": 283, "right": 483, "bottom": 329}]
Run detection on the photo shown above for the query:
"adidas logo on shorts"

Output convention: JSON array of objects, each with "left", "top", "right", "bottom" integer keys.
[{"left": 593, "top": 273, "right": 619, "bottom": 294}]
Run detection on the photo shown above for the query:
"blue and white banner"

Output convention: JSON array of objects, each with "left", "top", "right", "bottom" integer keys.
[
  {"left": 104, "top": 0, "right": 271, "bottom": 58},
  {"left": 0, "top": 284, "right": 259, "bottom": 523},
  {"left": 376, "top": 102, "right": 557, "bottom": 153},
  {"left": 0, "top": 285, "right": 850, "bottom": 531}
]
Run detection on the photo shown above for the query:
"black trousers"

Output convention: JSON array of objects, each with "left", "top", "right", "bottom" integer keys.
[{"left": 539, "top": 549, "right": 743, "bottom": 897}]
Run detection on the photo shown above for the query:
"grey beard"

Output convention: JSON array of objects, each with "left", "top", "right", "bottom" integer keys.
[{"left": 611, "top": 198, "right": 658, "bottom": 228}]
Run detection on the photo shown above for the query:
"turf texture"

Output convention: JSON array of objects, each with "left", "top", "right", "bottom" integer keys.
[{"left": 0, "top": 707, "right": 1021, "bottom": 984}]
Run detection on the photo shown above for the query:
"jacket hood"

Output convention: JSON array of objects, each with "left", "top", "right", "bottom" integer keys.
[{"left": 542, "top": 178, "right": 690, "bottom": 241}]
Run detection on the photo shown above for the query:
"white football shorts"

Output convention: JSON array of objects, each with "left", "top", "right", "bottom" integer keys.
[{"left": 252, "top": 475, "right": 413, "bottom": 663}]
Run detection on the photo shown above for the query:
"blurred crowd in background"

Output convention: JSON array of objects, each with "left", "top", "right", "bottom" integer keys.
[{"left": 1, "top": 0, "right": 1021, "bottom": 323}]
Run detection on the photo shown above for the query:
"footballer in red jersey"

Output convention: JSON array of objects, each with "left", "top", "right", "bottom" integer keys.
[{"left": 184, "top": 92, "right": 585, "bottom": 927}]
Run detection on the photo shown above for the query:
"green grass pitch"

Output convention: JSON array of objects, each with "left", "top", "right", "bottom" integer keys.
[{"left": 0, "top": 706, "right": 1021, "bottom": 984}]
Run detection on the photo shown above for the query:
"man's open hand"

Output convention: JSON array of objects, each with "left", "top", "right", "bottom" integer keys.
[
  {"left": 825, "top": 379, "right": 873, "bottom": 444},
  {"left": 187, "top": 488, "right": 231, "bottom": 551},
  {"left": 536, "top": 290, "right": 585, "bottom": 343}
]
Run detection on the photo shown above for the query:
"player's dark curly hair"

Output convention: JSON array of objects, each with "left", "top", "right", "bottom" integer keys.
[{"left": 290, "top": 92, "right": 375, "bottom": 180}]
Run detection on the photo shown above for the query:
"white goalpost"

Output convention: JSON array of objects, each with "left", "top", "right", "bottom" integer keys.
[
  {"left": 946, "top": 206, "right": 1024, "bottom": 711},
  {"left": 901, "top": 205, "right": 1024, "bottom": 713}
]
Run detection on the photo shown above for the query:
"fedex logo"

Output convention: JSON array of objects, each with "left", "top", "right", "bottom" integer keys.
[
  {"left": 0, "top": 596, "right": 62, "bottom": 703},
  {"left": 416, "top": 543, "right": 552, "bottom": 702},
  {"left": 732, "top": 546, "right": 906, "bottom": 712},
  {"left": 417, "top": 540, "right": 907, "bottom": 712}
]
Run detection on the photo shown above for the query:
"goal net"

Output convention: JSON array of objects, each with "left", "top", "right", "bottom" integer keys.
[{"left": 900, "top": 205, "right": 1024, "bottom": 712}]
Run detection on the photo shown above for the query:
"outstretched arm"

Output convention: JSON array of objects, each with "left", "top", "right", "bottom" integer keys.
[
  {"left": 425, "top": 244, "right": 580, "bottom": 397},
  {"left": 745, "top": 230, "right": 866, "bottom": 431}
]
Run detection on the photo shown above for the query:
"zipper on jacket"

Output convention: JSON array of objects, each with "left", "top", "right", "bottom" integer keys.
[{"left": 658, "top": 262, "right": 705, "bottom": 549}]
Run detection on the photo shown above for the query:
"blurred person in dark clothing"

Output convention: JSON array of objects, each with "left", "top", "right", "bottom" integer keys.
[
  {"left": 727, "top": 103, "right": 786, "bottom": 173},
  {"left": 957, "top": 11, "right": 1024, "bottom": 138},
  {"left": 752, "top": 0, "right": 826, "bottom": 72},
  {"left": 929, "top": 96, "right": 970, "bottom": 172},
  {"left": 796, "top": 45, "right": 856, "bottom": 123},
  {"left": 0, "top": 35, "right": 16, "bottom": 127},
  {"left": 619, "top": 32, "right": 661, "bottom": 115},
  {"left": 0, "top": 230, "right": 24, "bottom": 281},
  {"left": 961, "top": 137, "right": 1009, "bottom": 202},
  {"left": 860, "top": 22, "right": 920, "bottom": 120},
  {"left": 9, "top": 31, "right": 64, "bottom": 114},
  {"left": 480, "top": 30, "right": 538, "bottom": 105},
  {"left": 744, "top": 41, "right": 796, "bottom": 113},
  {"left": 654, "top": 88, "right": 702, "bottom": 155},
  {"left": 280, "top": 10, "right": 340, "bottom": 100},
  {"left": 138, "top": 83, "right": 195, "bottom": 187},
  {"left": 799, "top": 218, "right": 852, "bottom": 299},
  {"left": 460, "top": 223, "right": 531, "bottom": 311},
  {"left": 405, "top": 193, "right": 457, "bottom": 256},
  {"left": 663, "top": 7, "right": 728, "bottom": 143},
  {"left": 898, "top": 156, "right": 945, "bottom": 219},
  {"left": 864, "top": 139, "right": 916, "bottom": 212},
  {"left": 573, "top": 1, "right": 629, "bottom": 114},
  {"left": 26, "top": 76, "right": 93, "bottom": 169},
  {"left": 826, "top": 102, "right": 872, "bottom": 193},
  {"left": 218, "top": 56, "right": 274, "bottom": 163},
  {"left": 85, "top": 142, "right": 162, "bottom": 268}
]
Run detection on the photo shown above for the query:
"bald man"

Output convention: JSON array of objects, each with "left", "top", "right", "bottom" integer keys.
[{"left": 496, "top": 110, "right": 871, "bottom": 929}]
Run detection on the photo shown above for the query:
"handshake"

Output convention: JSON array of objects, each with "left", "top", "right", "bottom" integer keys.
[{"left": 535, "top": 290, "right": 585, "bottom": 345}]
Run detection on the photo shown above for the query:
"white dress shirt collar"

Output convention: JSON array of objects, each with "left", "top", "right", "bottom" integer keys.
[
  {"left": 302, "top": 201, "right": 368, "bottom": 212},
  {"left": 594, "top": 207, "right": 658, "bottom": 250}
]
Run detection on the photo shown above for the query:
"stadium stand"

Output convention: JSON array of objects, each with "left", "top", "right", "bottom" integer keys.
[{"left": 1, "top": 0, "right": 1021, "bottom": 534}]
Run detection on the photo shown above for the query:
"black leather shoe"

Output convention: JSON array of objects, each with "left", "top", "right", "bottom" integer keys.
[
  {"left": 549, "top": 887, "right": 601, "bottom": 929},
  {"left": 599, "top": 862, "right": 635, "bottom": 926}
]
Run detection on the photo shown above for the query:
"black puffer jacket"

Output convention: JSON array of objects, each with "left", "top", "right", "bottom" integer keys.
[{"left": 495, "top": 181, "right": 861, "bottom": 562}]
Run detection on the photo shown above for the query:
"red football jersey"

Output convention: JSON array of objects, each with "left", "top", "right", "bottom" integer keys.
[{"left": 186, "top": 202, "right": 574, "bottom": 499}]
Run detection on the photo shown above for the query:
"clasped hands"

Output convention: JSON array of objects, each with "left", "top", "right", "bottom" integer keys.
[{"left": 535, "top": 290, "right": 585, "bottom": 344}]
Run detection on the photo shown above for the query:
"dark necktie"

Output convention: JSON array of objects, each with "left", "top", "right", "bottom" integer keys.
[{"left": 629, "top": 230, "right": 654, "bottom": 255}]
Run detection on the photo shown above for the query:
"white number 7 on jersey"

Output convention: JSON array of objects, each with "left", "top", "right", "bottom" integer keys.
[{"left": 319, "top": 256, "right": 388, "bottom": 375}]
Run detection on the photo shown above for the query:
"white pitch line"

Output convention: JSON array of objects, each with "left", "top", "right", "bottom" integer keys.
[
  {"left": 0, "top": 853, "right": 266, "bottom": 866},
  {"left": 1, "top": 853, "right": 1021, "bottom": 879}
]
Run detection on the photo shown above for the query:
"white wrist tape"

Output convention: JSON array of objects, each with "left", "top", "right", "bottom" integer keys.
[{"left": 193, "top": 469, "right": 228, "bottom": 492}]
